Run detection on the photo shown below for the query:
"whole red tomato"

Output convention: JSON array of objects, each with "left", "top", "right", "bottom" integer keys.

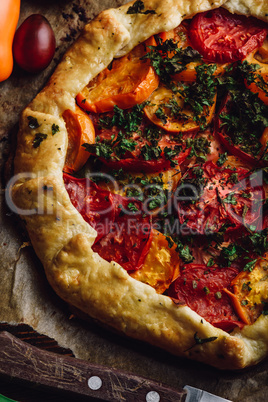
[{"left": 13, "top": 14, "right": 56, "bottom": 73}]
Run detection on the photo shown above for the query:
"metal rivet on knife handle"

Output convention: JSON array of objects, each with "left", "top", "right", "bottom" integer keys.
[
  {"left": 146, "top": 390, "right": 161, "bottom": 401},
  {"left": 88, "top": 375, "right": 103, "bottom": 390}
]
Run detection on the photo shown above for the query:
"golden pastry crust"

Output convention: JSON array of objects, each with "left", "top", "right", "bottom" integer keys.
[{"left": 13, "top": 0, "right": 268, "bottom": 369}]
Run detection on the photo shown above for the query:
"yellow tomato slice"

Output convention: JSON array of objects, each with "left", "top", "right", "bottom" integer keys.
[
  {"left": 76, "top": 36, "right": 159, "bottom": 113},
  {"left": 224, "top": 256, "right": 268, "bottom": 325},
  {"left": 97, "top": 168, "right": 181, "bottom": 214},
  {"left": 130, "top": 229, "right": 180, "bottom": 294},
  {"left": 144, "top": 84, "right": 216, "bottom": 133}
]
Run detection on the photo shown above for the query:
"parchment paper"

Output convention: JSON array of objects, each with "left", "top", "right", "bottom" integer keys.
[{"left": 1, "top": 1, "right": 268, "bottom": 401}]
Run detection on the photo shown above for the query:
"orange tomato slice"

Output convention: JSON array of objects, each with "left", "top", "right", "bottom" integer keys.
[
  {"left": 260, "top": 126, "right": 268, "bottom": 155},
  {"left": 144, "top": 84, "right": 216, "bottom": 133},
  {"left": 76, "top": 36, "right": 160, "bottom": 113},
  {"left": 130, "top": 229, "right": 180, "bottom": 294},
  {"left": 63, "top": 105, "right": 95, "bottom": 173},
  {"left": 224, "top": 256, "right": 268, "bottom": 325},
  {"left": 244, "top": 40, "right": 268, "bottom": 105}
]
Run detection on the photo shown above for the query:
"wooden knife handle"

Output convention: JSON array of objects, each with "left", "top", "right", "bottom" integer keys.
[{"left": 0, "top": 331, "right": 186, "bottom": 401}]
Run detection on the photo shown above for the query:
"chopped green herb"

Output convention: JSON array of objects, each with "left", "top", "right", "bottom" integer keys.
[
  {"left": 28, "top": 116, "right": 40, "bottom": 129},
  {"left": 155, "top": 106, "right": 168, "bottom": 125},
  {"left": 242, "top": 282, "right": 252, "bottom": 292},
  {"left": 127, "top": 0, "right": 156, "bottom": 14},
  {"left": 142, "top": 41, "right": 201, "bottom": 87},
  {"left": 185, "top": 332, "right": 218, "bottom": 351},
  {"left": 33, "top": 133, "right": 48, "bottom": 148},
  {"left": 52, "top": 124, "right": 60, "bottom": 135},
  {"left": 262, "top": 301, "right": 268, "bottom": 315},
  {"left": 223, "top": 193, "right": 237, "bottom": 205},
  {"left": 127, "top": 202, "right": 139, "bottom": 212},
  {"left": 243, "top": 259, "right": 257, "bottom": 272},
  {"left": 215, "top": 291, "right": 222, "bottom": 300},
  {"left": 217, "top": 152, "right": 228, "bottom": 167},
  {"left": 203, "top": 286, "right": 210, "bottom": 295},
  {"left": 207, "top": 258, "right": 215, "bottom": 267}
]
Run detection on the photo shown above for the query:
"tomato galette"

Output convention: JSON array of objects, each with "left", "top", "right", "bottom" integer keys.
[{"left": 12, "top": 0, "right": 268, "bottom": 369}]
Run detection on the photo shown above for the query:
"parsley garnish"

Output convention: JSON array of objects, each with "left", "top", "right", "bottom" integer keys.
[
  {"left": 223, "top": 193, "right": 237, "bottom": 205},
  {"left": 186, "top": 136, "right": 211, "bottom": 161},
  {"left": 175, "top": 241, "right": 194, "bottom": 263},
  {"left": 217, "top": 152, "right": 228, "bottom": 167},
  {"left": 140, "top": 142, "right": 162, "bottom": 160},
  {"left": 243, "top": 259, "right": 257, "bottom": 272},
  {"left": 127, "top": 202, "right": 139, "bottom": 212},
  {"left": 83, "top": 141, "right": 113, "bottom": 160},
  {"left": 155, "top": 106, "right": 168, "bottom": 125},
  {"left": 28, "top": 116, "right": 40, "bottom": 129},
  {"left": 207, "top": 258, "right": 215, "bottom": 267},
  {"left": 178, "top": 63, "right": 217, "bottom": 129},
  {"left": 185, "top": 332, "right": 218, "bottom": 351},
  {"left": 262, "top": 302, "right": 268, "bottom": 316},
  {"left": 163, "top": 146, "right": 181, "bottom": 167},
  {"left": 52, "top": 124, "right": 60, "bottom": 135},
  {"left": 127, "top": 0, "right": 156, "bottom": 14},
  {"left": 99, "top": 104, "right": 146, "bottom": 133},
  {"left": 142, "top": 41, "right": 201, "bottom": 87},
  {"left": 33, "top": 133, "right": 48, "bottom": 148},
  {"left": 218, "top": 74, "right": 268, "bottom": 158},
  {"left": 242, "top": 282, "right": 252, "bottom": 292},
  {"left": 219, "top": 244, "right": 242, "bottom": 267}
]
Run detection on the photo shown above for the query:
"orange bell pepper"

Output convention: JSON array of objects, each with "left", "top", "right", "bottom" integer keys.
[
  {"left": 0, "top": 0, "right": 20, "bottom": 82},
  {"left": 63, "top": 105, "right": 95, "bottom": 173},
  {"left": 76, "top": 36, "right": 160, "bottom": 113}
]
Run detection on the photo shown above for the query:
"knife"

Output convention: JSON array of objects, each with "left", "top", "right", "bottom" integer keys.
[{"left": 0, "top": 331, "right": 231, "bottom": 402}]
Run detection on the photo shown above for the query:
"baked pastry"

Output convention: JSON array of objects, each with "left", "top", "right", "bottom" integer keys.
[{"left": 12, "top": 0, "right": 268, "bottom": 369}]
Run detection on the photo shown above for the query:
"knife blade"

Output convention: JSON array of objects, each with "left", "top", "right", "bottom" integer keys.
[
  {"left": 0, "top": 331, "right": 231, "bottom": 402},
  {"left": 184, "top": 385, "right": 231, "bottom": 402}
]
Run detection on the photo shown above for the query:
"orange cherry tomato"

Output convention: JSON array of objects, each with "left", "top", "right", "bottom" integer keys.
[
  {"left": 63, "top": 105, "right": 95, "bottom": 173},
  {"left": 0, "top": 0, "right": 20, "bottom": 82},
  {"left": 76, "top": 36, "right": 160, "bottom": 113}
]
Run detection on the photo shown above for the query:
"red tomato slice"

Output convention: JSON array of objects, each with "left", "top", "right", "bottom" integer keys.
[
  {"left": 88, "top": 115, "right": 192, "bottom": 173},
  {"left": 189, "top": 8, "right": 268, "bottom": 63},
  {"left": 93, "top": 196, "right": 152, "bottom": 271},
  {"left": 63, "top": 174, "right": 116, "bottom": 242},
  {"left": 63, "top": 173, "right": 152, "bottom": 271},
  {"left": 167, "top": 263, "right": 243, "bottom": 331},
  {"left": 176, "top": 161, "right": 265, "bottom": 235},
  {"left": 214, "top": 93, "right": 265, "bottom": 165}
]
